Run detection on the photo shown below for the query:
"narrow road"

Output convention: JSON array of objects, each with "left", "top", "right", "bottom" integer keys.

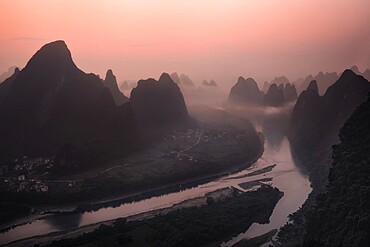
[{"left": 178, "top": 130, "right": 203, "bottom": 154}]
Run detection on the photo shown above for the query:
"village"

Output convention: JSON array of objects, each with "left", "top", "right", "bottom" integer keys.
[
  {"left": 161, "top": 126, "right": 248, "bottom": 164},
  {"left": 0, "top": 126, "right": 250, "bottom": 196},
  {"left": 0, "top": 157, "right": 53, "bottom": 193}
]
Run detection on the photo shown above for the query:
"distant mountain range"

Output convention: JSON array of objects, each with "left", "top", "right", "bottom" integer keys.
[
  {"left": 202, "top": 79, "right": 217, "bottom": 87},
  {"left": 170, "top": 72, "right": 195, "bottom": 88},
  {"left": 293, "top": 71, "right": 339, "bottom": 96},
  {"left": 228, "top": 76, "right": 297, "bottom": 107}
]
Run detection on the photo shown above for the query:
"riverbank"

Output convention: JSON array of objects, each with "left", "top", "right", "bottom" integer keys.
[
  {"left": 1, "top": 135, "right": 312, "bottom": 247},
  {"left": 0, "top": 152, "right": 263, "bottom": 235},
  {"left": 0, "top": 108, "right": 264, "bottom": 228},
  {"left": 39, "top": 186, "right": 283, "bottom": 247},
  {"left": 4, "top": 187, "right": 239, "bottom": 247}
]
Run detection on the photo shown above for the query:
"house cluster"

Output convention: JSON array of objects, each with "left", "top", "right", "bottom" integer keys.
[
  {"left": 165, "top": 128, "right": 203, "bottom": 142},
  {"left": 201, "top": 129, "right": 242, "bottom": 143},
  {"left": 15, "top": 177, "right": 49, "bottom": 193},
  {"left": 13, "top": 157, "right": 52, "bottom": 172},
  {"left": 5, "top": 174, "right": 50, "bottom": 193},
  {"left": 170, "top": 152, "right": 197, "bottom": 163},
  {"left": 1, "top": 157, "right": 53, "bottom": 193}
]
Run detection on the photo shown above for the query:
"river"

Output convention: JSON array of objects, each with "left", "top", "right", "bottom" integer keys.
[{"left": 1, "top": 133, "right": 311, "bottom": 246}]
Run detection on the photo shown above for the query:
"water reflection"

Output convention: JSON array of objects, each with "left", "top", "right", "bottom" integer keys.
[
  {"left": 43, "top": 213, "right": 82, "bottom": 231},
  {"left": 222, "top": 136, "right": 311, "bottom": 247}
]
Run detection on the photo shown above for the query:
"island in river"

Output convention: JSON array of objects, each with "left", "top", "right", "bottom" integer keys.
[{"left": 45, "top": 186, "right": 284, "bottom": 247}]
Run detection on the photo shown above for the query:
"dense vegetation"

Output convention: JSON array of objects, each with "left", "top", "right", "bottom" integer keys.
[
  {"left": 0, "top": 105, "right": 264, "bottom": 226},
  {"left": 234, "top": 229, "right": 277, "bottom": 247},
  {"left": 304, "top": 95, "right": 370, "bottom": 246},
  {"left": 0, "top": 202, "right": 31, "bottom": 225},
  {"left": 47, "top": 186, "right": 283, "bottom": 247},
  {"left": 279, "top": 71, "right": 370, "bottom": 246}
]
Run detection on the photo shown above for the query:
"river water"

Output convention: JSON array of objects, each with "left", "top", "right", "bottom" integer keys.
[{"left": 1, "top": 134, "right": 311, "bottom": 246}]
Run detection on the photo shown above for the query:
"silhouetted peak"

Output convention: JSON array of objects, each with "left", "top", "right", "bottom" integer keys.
[
  {"left": 269, "top": 83, "right": 278, "bottom": 90},
  {"left": 104, "top": 69, "right": 116, "bottom": 82},
  {"left": 159, "top": 72, "right": 175, "bottom": 84},
  {"left": 25, "top": 40, "right": 76, "bottom": 72},
  {"left": 364, "top": 69, "right": 370, "bottom": 81},
  {"left": 10, "top": 67, "right": 20, "bottom": 78},
  {"left": 284, "top": 83, "right": 298, "bottom": 102},
  {"left": 237, "top": 76, "right": 245, "bottom": 84},
  {"left": 335, "top": 69, "right": 361, "bottom": 86},
  {"left": 317, "top": 71, "right": 324, "bottom": 77},
  {"left": 228, "top": 76, "right": 262, "bottom": 105},
  {"left": 305, "top": 74, "right": 314, "bottom": 81},
  {"left": 271, "top": 76, "right": 289, "bottom": 85},
  {"left": 246, "top": 77, "right": 258, "bottom": 85},
  {"left": 236, "top": 76, "right": 259, "bottom": 90},
  {"left": 103, "top": 69, "right": 128, "bottom": 105},
  {"left": 264, "top": 83, "right": 285, "bottom": 106},
  {"left": 30, "top": 40, "right": 70, "bottom": 61},
  {"left": 106, "top": 69, "right": 114, "bottom": 77},
  {"left": 307, "top": 80, "right": 319, "bottom": 94},
  {"left": 350, "top": 65, "right": 360, "bottom": 74},
  {"left": 170, "top": 72, "right": 181, "bottom": 84},
  {"left": 131, "top": 74, "right": 188, "bottom": 127},
  {"left": 209, "top": 79, "right": 217, "bottom": 86},
  {"left": 179, "top": 74, "right": 195, "bottom": 87},
  {"left": 202, "top": 79, "right": 217, "bottom": 87}
]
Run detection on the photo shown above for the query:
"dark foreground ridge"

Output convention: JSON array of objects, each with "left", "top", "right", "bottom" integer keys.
[{"left": 304, "top": 94, "right": 370, "bottom": 246}]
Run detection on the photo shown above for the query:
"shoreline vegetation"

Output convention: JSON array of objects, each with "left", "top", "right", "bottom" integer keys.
[
  {"left": 1, "top": 152, "right": 264, "bottom": 235},
  {"left": 5, "top": 187, "right": 238, "bottom": 247},
  {"left": 41, "top": 186, "right": 283, "bottom": 247}
]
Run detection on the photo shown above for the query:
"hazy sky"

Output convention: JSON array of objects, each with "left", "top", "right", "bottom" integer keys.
[{"left": 0, "top": 0, "right": 369, "bottom": 88}]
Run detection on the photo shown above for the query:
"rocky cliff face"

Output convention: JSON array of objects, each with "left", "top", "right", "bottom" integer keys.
[
  {"left": 289, "top": 70, "right": 370, "bottom": 185},
  {"left": 103, "top": 69, "right": 129, "bottom": 105},
  {"left": 0, "top": 40, "right": 136, "bottom": 157},
  {"left": 304, "top": 94, "right": 370, "bottom": 247}
]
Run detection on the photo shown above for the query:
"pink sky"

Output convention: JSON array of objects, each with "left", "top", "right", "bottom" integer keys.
[{"left": 0, "top": 0, "right": 369, "bottom": 87}]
